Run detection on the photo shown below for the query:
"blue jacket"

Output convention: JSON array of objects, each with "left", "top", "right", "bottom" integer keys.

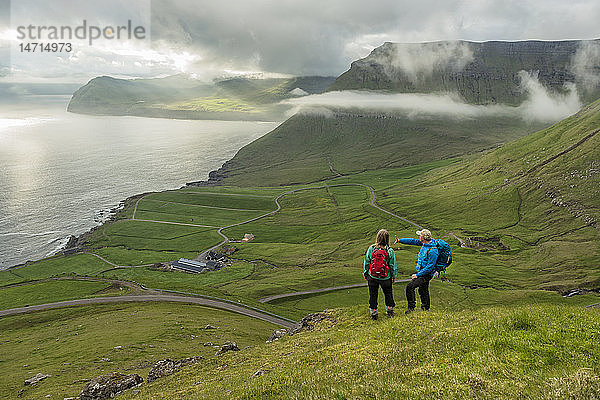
[
  {"left": 363, "top": 245, "right": 397, "bottom": 280},
  {"left": 397, "top": 238, "right": 439, "bottom": 277}
]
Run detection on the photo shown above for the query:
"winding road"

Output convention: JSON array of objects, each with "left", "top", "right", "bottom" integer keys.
[
  {"left": 0, "top": 294, "right": 296, "bottom": 328},
  {"left": 258, "top": 279, "right": 412, "bottom": 303},
  {"left": 0, "top": 182, "right": 433, "bottom": 326},
  {"left": 197, "top": 182, "right": 425, "bottom": 260}
]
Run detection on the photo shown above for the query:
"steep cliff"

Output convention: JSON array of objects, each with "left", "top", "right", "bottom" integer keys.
[{"left": 328, "top": 40, "right": 600, "bottom": 105}]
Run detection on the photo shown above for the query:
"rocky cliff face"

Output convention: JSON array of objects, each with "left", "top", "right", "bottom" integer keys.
[{"left": 327, "top": 40, "right": 600, "bottom": 105}]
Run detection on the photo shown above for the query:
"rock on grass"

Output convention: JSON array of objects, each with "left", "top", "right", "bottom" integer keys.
[{"left": 79, "top": 372, "right": 143, "bottom": 400}]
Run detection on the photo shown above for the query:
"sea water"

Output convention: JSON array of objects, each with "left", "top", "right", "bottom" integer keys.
[{"left": 0, "top": 95, "right": 279, "bottom": 269}]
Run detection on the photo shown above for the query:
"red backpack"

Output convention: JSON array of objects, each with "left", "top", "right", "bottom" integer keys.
[{"left": 369, "top": 246, "right": 389, "bottom": 278}]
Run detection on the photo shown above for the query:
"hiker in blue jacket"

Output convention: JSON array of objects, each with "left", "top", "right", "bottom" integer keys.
[
  {"left": 363, "top": 229, "right": 397, "bottom": 320},
  {"left": 396, "top": 229, "right": 438, "bottom": 314}
]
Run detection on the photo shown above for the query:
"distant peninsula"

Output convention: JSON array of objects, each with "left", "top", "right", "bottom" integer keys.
[{"left": 67, "top": 74, "right": 336, "bottom": 121}]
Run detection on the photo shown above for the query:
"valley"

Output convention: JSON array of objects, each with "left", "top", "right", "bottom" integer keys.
[{"left": 3, "top": 39, "right": 600, "bottom": 399}]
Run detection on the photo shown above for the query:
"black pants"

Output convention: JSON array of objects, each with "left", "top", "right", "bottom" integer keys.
[
  {"left": 367, "top": 277, "right": 395, "bottom": 310},
  {"left": 406, "top": 274, "right": 433, "bottom": 310}
]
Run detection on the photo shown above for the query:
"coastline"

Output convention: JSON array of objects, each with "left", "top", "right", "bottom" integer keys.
[
  {"left": 3, "top": 159, "right": 230, "bottom": 271},
  {"left": 1, "top": 101, "right": 280, "bottom": 271}
]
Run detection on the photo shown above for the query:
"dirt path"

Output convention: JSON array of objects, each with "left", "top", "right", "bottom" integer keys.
[
  {"left": 85, "top": 252, "right": 156, "bottom": 269},
  {"left": 118, "top": 182, "right": 431, "bottom": 264},
  {"left": 0, "top": 294, "right": 296, "bottom": 328},
  {"left": 0, "top": 276, "right": 149, "bottom": 294}
]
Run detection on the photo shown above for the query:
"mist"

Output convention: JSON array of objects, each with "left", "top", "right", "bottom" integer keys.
[
  {"left": 283, "top": 71, "right": 582, "bottom": 123},
  {"left": 570, "top": 41, "right": 600, "bottom": 92},
  {"left": 374, "top": 41, "right": 474, "bottom": 83}
]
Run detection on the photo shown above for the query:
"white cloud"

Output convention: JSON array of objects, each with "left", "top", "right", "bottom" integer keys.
[
  {"left": 517, "top": 71, "right": 582, "bottom": 122},
  {"left": 373, "top": 41, "right": 474, "bottom": 83},
  {"left": 570, "top": 41, "right": 600, "bottom": 92},
  {"left": 283, "top": 71, "right": 581, "bottom": 123}
]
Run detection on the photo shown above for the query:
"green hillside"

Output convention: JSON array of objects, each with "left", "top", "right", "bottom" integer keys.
[
  {"left": 215, "top": 111, "right": 547, "bottom": 186},
  {"left": 67, "top": 75, "right": 335, "bottom": 120},
  {"left": 2, "top": 100, "right": 600, "bottom": 398},
  {"left": 376, "top": 98, "right": 600, "bottom": 291},
  {"left": 120, "top": 305, "right": 600, "bottom": 400},
  {"left": 7, "top": 46, "right": 600, "bottom": 398},
  {"left": 328, "top": 40, "right": 600, "bottom": 105},
  {"left": 196, "top": 39, "right": 600, "bottom": 186}
]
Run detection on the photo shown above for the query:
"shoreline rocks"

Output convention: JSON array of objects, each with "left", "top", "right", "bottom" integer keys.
[{"left": 186, "top": 161, "right": 230, "bottom": 187}]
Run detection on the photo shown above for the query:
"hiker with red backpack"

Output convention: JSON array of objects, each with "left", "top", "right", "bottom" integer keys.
[
  {"left": 363, "top": 229, "right": 397, "bottom": 320},
  {"left": 395, "top": 229, "right": 452, "bottom": 314}
]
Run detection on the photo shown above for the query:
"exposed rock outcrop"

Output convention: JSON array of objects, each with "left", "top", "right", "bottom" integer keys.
[
  {"left": 328, "top": 40, "right": 600, "bottom": 105},
  {"left": 252, "top": 369, "right": 272, "bottom": 378},
  {"left": 79, "top": 372, "right": 143, "bottom": 400},
  {"left": 147, "top": 357, "right": 203, "bottom": 383},
  {"left": 24, "top": 373, "right": 50, "bottom": 386},
  {"left": 266, "top": 329, "right": 287, "bottom": 343},
  {"left": 216, "top": 341, "right": 240, "bottom": 356},
  {"left": 289, "top": 311, "right": 336, "bottom": 335}
]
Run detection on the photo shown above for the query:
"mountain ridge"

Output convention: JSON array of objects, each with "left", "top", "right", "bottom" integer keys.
[
  {"left": 328, "top": 39, "right": 600, "bottom": 105},
  {"left": 67, "top": 75, "right": 336, "bottom": 121}
]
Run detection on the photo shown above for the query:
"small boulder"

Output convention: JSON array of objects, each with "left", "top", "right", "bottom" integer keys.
[
  {"left": 215, "top": 341, "right": 239, "bottom": 356},
  {"left": 266, "top": 329, "right": 287, "bottom": 343},
  {"left": 252, "top": 369, "right": 271, "bottom": 378},
  {"left": 79, "top": 372, "right": 143, "bottom": 400},
  {"left": 205, "top": 324, "right": 218, "bottom": 330},
  {"left": 24, "top": 373, "right": 50, "bottom": 386},
  {"left": 147, "top": 357, "right": 202, "bottom": 383}
]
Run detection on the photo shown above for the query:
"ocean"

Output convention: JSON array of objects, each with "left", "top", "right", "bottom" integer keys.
[{"left": 0, "top": 95, "right": 279, "bottom": 269}]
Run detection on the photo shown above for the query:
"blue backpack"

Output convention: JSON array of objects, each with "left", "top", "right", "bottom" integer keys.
[{"left": 428, "top": 239, "right": 452, "bottom": 275}]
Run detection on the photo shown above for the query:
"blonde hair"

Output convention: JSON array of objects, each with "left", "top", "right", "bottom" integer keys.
[
  {"left": 416, "top": 229, "right": 433, "bottom": 241},
  {"left": 374, "top": 229, "right": 390, "bottom": 248}
]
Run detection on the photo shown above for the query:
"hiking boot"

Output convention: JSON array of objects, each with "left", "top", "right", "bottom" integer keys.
[
  {"left": 387, "top": 310, "right": 396, "bottom": 318},
  {"left": 421, "top": 306, "right": 430, "bottom": 311},
  {"left": 371, "top": 313, "right": 378, "bottom": 320},
  {"left": 405, "top": 308, "right": 415, "bottom": 315}
]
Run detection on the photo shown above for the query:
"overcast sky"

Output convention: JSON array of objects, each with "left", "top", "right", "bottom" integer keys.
[{"left": 0, "top": 0, "right": 599, "bottom": 83}]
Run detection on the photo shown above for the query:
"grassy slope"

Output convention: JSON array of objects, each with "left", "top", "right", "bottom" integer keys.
[
  {"left": 220, "top": 111, "right": 546, "bottom": 186},
  {"left": 0, "top": 303, "right": 278, "bottom": 399},
  {"left": 123, "top": 305, "right": 600, "bottom": 400},
  {"left": 1, "top": 100, "right": 600, "bottom": 398},
  {"left": 2, "top": 139, "right": 597, "bottom": 314},
  {"left": 377, "top": 99, "right": 600, "bottom": 291},
  {"left": 0, "top": 280, "right": 122, "bottom": 309}
]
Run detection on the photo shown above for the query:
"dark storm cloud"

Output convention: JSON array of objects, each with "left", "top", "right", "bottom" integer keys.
[
  {"left": 149, "top": 0, "right": 452, "bottom": 76},
  {"left": 1, "top": 0, "right": 599, "bottom": 80},
  {"left": 150, "top": 0, "right": 600, "bottom": 77}
]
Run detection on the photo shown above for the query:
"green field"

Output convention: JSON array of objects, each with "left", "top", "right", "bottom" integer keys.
[
  {"left": 0, "top": 280, "right": 119, "bottom": 310},
  {"left": 0, "top": 303, "right": 278, "bottom": 399},
  {"left": 91, "top": 220, "right": 222, "bottom": 255},
  {"left": 0, "top": 254, "right": 111, "bottom": 285}
]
